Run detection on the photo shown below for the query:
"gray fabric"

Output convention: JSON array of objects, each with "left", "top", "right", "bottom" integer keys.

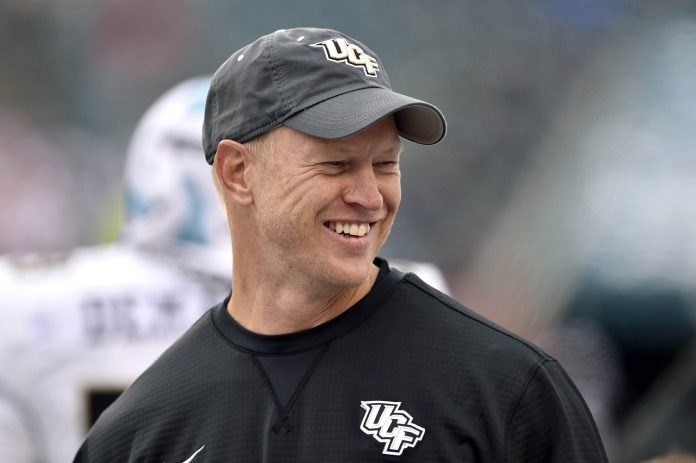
[
  {"left": 203, "top": 27, "right": 446, "bottom": 164},
  {"left": 284, "top": 87, "right": 444, "bottom": 144}
]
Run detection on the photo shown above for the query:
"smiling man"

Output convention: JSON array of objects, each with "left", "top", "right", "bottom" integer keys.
[
  {"left": 217, "top": 118, "right": 402, "bottom": 335},
  {"left": 75, "top": 28, "right": 607, "bottom": 462}
]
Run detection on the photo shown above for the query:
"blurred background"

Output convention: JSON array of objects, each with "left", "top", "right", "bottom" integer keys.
[{"left": 1, "top": 0, "right": 695, "bottom": 461}]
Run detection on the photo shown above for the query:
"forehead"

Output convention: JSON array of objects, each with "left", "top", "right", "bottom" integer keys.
[{"left": 274, "top": 117, "right": 401, "bottom": 158}]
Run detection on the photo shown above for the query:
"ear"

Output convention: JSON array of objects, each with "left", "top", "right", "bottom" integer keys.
[{"left": 213, "top": 139, "right": 254, "bottom": 207}]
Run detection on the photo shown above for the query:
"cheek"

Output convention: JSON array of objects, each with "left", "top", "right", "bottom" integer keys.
[
  {"left": 263, "top": 175, "right": 328, "bottom": 219},
  {"left": 382, "top": 177, "right": 402, "bottom": 214}
]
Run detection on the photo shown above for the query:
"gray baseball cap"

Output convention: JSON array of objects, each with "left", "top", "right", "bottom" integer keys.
[{"left": 203, "top": 27, "right": 446, "bottom": 164}]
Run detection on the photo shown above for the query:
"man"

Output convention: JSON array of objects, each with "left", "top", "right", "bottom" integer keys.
[
  {"left": 0, "top": 76, "right": 231, "bottom": 463},
  {"left": 75, "top": 28, "right": 607, "bottom": 461}
]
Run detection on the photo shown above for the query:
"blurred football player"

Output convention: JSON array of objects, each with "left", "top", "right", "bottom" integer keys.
[{"left": 0, "top": 76, "right": 231, "bottom": 463}]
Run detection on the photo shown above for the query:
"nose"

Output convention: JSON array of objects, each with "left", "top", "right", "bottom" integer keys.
[{"left": 342, "top": 165, "right": 383, "bottom": 211}]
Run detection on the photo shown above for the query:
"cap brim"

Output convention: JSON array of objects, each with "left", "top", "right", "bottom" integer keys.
[{"left": 283, "top": 87, "right": 446, "bottom": 145}]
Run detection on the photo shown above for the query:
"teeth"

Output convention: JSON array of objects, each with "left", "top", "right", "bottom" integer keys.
[{"left": 327, "top": 222, "right": 371, "bottom": 237}]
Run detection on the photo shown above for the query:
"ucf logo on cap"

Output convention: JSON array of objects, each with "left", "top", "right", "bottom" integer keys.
[{"left": 311, "top": 38, "right": 380, "bottom": 77}]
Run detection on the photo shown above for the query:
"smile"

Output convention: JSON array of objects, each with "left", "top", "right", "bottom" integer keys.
[{"left": 325, "top": 221, "right": 371, "bottom": 237}]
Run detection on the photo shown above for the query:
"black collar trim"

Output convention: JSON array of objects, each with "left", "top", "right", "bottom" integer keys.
[{"left": 211, "top": 258, "right": 404, "bottom": 354}]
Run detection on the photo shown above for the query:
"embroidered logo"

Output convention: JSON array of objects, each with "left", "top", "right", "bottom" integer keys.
[
  {"left": 360, "top": 401, "right": 425, "bottom": 456},
  {"left": 311, "top": 38, "right": 380, "bottom": 77}
]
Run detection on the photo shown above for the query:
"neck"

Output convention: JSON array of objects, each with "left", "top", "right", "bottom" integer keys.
[{"left": 227, "top": 260, "right": 380, "bottom": 335}]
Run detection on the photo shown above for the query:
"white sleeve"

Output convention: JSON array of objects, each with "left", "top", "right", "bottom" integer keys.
[{"left": 0, "top": 383, "right": 47, "bottom": 463}]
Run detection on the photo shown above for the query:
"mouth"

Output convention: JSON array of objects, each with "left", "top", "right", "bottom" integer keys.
[{"left": 324, "top": 221, "right": 373, "bottom": 238}]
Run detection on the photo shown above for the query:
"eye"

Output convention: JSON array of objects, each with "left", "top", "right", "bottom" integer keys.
[
  {"left": 317, "top": 160, "right": 349, "bottom": 175},
  {"left": 374, "top": 160, "right": 399, "bottom": 171},
  {"left": 320, "top": 160, "right": 350, "bottom": 171}
]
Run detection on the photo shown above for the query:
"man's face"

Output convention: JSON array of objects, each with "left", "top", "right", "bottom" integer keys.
[{"left": 249, "top": 116, "right": 401, "bottom": 291}]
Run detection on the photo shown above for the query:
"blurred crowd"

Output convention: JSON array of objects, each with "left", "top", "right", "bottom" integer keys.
[{"left": 1, "top": 1, "right": 695, "bottom": 462}]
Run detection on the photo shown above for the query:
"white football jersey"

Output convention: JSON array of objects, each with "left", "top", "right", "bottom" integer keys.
[{"left": 0, "top": 244, "right": 229, "bottom": 463}]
